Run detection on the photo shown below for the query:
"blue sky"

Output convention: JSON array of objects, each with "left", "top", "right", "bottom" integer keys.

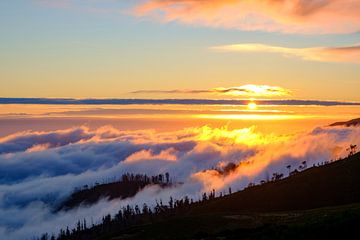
[{"left": 0, "top": 0, "right": 359, "bottom": 100}]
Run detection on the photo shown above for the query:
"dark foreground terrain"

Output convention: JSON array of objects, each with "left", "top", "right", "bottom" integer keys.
[
  {"left": 47, "top": 151, "right": 360, "bottom": 240},
  {"left": 110, "top": 203, "right": 360, "bottom": 240}
]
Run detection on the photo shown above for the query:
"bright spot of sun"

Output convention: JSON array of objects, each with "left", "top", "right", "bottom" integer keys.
[{"left": 247, "top": 102, "right": 257, "bottom": 110}]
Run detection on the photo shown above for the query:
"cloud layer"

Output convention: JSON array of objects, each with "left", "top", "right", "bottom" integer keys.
[
  {"left": 1, "top": 123, "right": 360, "bottom": 239},
  {"left": 212, "top": 43, "right": 360, "bottom": 63},
  {"left": 2, "top": 98, "right": 360, "bottom": 106},
  {"left": 134, "top": 0, "right": 360, "bottom": 34}
]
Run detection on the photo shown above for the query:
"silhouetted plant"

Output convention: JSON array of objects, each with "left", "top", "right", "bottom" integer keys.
[
  {"left": 347, "top": 144, "right": 357, "bottom": 157},
  {"left": 286, "top": 165, "right": 291, "bottom": 176}
]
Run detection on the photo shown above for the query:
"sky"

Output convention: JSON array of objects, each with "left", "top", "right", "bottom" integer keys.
[{"left": 0, "top": 0, "right": 360, "bottom": 101}]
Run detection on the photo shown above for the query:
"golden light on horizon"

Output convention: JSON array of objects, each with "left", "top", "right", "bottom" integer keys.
[
  {"left": 213, "top": 84, "right": 291, "bottom": 97},
  {"left": 195, "top": 114, "right": 308, "bottom": 121},
  {"left": 247, "top": 102, "right": 258, "bottom": 110}
]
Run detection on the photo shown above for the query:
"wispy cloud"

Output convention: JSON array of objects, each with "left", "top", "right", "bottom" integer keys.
[
  {"left": 129, "top": 89, "right": 210, "bottom": 94},
  {"left": 131, "top": 85, "right": 291, "bottom": 97},
  {"left": 211, "top": 43, "right": 360, "bottom": 63},
  {"left": 133, "top": 0, "right": 360, "bottom": 34}
]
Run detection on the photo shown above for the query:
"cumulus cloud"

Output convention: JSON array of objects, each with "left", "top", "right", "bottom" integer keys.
[
  {"left": 1, "top": 124, "right": 360, "bottom": 239},
  {"left": 211, "top": 43, "right": 360, "bottom": 63},
  {"left": 133, "top": 0, "right": 360, "bottom": 34}
]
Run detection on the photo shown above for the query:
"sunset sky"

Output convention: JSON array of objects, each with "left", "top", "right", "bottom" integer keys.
[
  {"left": 2, "top": 2, "right": 360, "bottom": 239},
  {"left": 1, "top": 0, "right": 360, "bottom": 101}
]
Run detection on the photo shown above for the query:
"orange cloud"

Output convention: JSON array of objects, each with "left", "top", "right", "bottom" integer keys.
[
  {"left": 133, "top": 0, "right": 360, "bottom": 34},
  {"left": 213, "top": 85, "right": 291, "bottom": 97},
  {"left": 26, "top": 144, "right": 51, "bottom": 153},
  {"left": 131, "top": 84, "right": 291, "bottom": 97},
  {"left": 125, "top": 148, "right": 178, "bottom": 162},
  {"left": 211, "top": 43, "right": 360, "bottom": 62}
]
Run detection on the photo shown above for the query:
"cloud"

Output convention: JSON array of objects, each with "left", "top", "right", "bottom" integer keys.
[
  {"left": 214, "top": 85, "right": 292, "bottom": 97},
  {"left": 1, "top": 124, "right": 360, "bottom": 239},
  {"left": 0, "top": 127, "right": 94, "bottom": 155},
  {"left": 133, "top": 0, "right": 360, "bottom": 34},
  {"left": 125, "top": 148, "right": 178, "bottom": 162},
  {"left": 131, "top": 85, "right": 292, "bottom": 97},
  {"left": 211, "top": 43, "right": 360, "bottom": 63},
  {"left": 1, "top": 98, "right": 360, "bottom": 106}
]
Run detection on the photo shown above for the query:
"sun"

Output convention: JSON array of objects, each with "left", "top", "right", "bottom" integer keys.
[{"left": 247, "top": 102, "right": 257, "bottom": 110}]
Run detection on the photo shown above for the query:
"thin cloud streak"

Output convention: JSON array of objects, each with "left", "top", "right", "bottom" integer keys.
[
  {"left": 1, "top": 98, "right": 360, "bottom": 106},
  {"left": 211, "top": 43, "right": 360, "bottom": 63}
]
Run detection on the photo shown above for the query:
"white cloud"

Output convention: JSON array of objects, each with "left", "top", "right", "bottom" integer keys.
[{"left": 1, "top": 124, "right": 360, "bottom": 239}]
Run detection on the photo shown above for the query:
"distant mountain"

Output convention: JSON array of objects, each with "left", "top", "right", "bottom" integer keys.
[{"left": 330, "top": 118, "right": 360, "bottom": 127}]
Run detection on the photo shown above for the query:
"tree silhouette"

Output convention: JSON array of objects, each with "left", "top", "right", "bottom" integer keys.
[
  {"left": 347, "top": 144, "right": 357, "bottom": 157},
  {"left": 286, "top": 165, "right": 291, "bottom": 176},
  {"left": 271, "top": 172, "right": 284, "bottom": 181}
]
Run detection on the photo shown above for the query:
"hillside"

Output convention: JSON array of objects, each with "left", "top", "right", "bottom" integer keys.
[
  {"left": 191, "top": 151, "right": 360, "bottom": 214},
  {"left": 49, "top": 152, "right": 360, "bottom": 240},
  {"left": 330, "top": 118, "right": 360, "bottom": 127},
  {"left": 109, "top": 204, "right": 360, "bottom": 240},
  {"left": 58, "top": 173, "right": 173, "bottom": 211}
]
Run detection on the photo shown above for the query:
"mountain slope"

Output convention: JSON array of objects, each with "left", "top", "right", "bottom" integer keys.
[
  {"left": 192, "top": 152, "right": 360, "bottom": 214},
  {"left": 52, "top": 152, "right": 360, "bottom": 240}
]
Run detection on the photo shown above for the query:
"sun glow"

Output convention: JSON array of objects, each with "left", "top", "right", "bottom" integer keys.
[
  {"left": 195, "top": 114, "right": 306, "bottom": 121},
  {"left": 247, "top": 102, "right": 258, "bottom": 110},
  {"left": 194, "top": 125, "right": 290, "bottom": 146},
  {"left": 213, "top": 84, "right": 291, "bottom": 97}
]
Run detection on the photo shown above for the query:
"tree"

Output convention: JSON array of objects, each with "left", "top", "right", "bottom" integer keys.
[
  {"left": 299, "top": 161, "right": 307, "bottom": 170},
  {"left": 65, "top": 227, "right": 70, "bottom": 237},
  {"left": 40, "top": 233, "right": 49, "bottom": 240},
  {"left": 347, "top": 144, "right": 357, "bottom": 157},
  {"left": 142, "top": 203, "right": 150, "bottom": 215},
  {"left": 286, "top": 165, "right": 291, "bottom": 176},
  {"left": 271, "top": 172, "right": 284, "bottom": 181},
  {"left": 168, "top": 196, "right": 174, "bottom": 209},
  {"left": 202, "top": 192, "right": 208, "bottom": 201},
  {"left": 165, "top": 172, "right": 170, "bottom": 183}
]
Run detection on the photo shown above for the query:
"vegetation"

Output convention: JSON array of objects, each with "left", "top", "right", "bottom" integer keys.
[
  {"left": 58, "top": 173, "right": 173, "bottom": 211},
  {"left": 38, "top": 149, "right": 360, "bottom": 240}
]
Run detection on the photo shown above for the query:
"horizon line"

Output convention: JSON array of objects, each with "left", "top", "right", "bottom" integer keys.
[{"left": 1, "top": 98, "right": 360, "bottom": 106}]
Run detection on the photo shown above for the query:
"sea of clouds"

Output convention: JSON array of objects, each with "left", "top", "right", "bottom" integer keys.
[{"left": 0, "top": 124, "right": 360, "bottom": 239}]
